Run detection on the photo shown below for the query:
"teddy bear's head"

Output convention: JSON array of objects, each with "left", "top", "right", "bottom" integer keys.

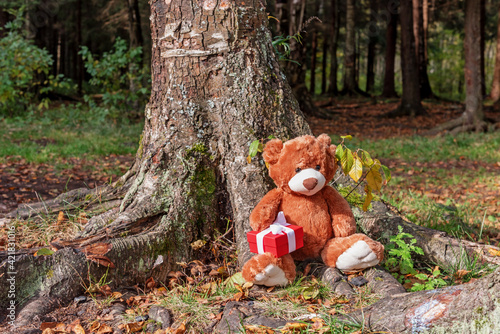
[{"left": 263, "top": 134, "right": 337, "bottom": 196}]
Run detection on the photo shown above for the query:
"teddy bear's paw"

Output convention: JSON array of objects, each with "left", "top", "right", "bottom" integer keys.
[
  {"left": 254, "top": 264, "right": 288, "bottom": 287},
  {"left": 336, "top": 240, "right": 379, "bottom": 271}
]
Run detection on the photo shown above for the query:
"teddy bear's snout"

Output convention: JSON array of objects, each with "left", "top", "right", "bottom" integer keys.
[{"left": 303, "top": 178, "right": 318, "bottom": 190}]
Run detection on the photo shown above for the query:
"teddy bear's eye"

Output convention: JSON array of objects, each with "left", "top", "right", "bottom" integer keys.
[
  {"left": 295, "top": 167, "right": 302, "bottom": 173},
  {"left": 315, "top": 165, "right": 321, "bottom": 171}
]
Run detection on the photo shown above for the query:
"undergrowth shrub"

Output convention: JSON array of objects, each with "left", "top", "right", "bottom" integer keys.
[
  {"left": 80, "top": 38, "right": 150, "bottom": 120},
  {"left": 0, "top": 8, "right": 72, "bottom": 116}
]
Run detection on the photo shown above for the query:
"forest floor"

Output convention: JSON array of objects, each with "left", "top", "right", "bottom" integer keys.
[{"left": 1, "top": 99, "right": 500, "bottom": 333}]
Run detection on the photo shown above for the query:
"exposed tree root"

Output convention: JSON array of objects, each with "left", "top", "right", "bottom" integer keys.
[
  {"left": 425, "top": 113, "right": 489, "bottom": 135},
  {"left": 341, "top": 267, "right": 500, "bottom": 333}
]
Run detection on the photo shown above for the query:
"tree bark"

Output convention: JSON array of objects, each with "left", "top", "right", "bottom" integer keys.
[
  {"left": 391, "top": 0, "right": 426, "bottom": 117},
  {"left": 490, "top": 2, "right": 500, "bottom": 102},
  {"left": 1, "top": 0, "right": 311, "bottom": 327},
  {"left": 381, "top": 1, "right": 398, "bottom": 98}
]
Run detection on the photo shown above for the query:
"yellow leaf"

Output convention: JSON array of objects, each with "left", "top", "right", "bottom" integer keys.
[
  {"left": 366, "top": 169, "right": 382, "bottom": 192},
  {"left": 348, "top": 156, "right": 363, "bottom": 182},
  {"left": 341, "top": 148, "right": 354, "bottom": 174},
  {"left": 363, "top": 185, "right": 373, "bottom": 212},
  {"left": 247, "top": 155, "right": 252, "bottom": 164}
]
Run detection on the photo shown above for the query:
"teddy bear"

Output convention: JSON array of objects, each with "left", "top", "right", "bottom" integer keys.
[{"left": 241, "top": 134, "right": 384, "bottom": 286}]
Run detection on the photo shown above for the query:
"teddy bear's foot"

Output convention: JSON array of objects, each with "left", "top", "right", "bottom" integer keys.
[
  {"left": 321, "top": 234, "right": 384, "bottom": 272},
  {"left": 242, "top": 253, "right": 296, "bottom": 287},
  {"left": 335, "top": 240, "right": 380, "bottom": 271},
  {"left": 254, "top": 264, "right": 288, "bottom": 286}
]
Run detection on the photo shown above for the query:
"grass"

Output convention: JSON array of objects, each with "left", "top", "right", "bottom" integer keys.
[
  {"left": 336, "top": 132, "right": 500, "bottom": 164},
  {"left": 0, "top": 104, "right": 143, "bottom": 164}
]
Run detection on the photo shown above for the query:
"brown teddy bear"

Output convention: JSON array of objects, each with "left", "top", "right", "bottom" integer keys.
[{"left": 242, "top": 134, "right": 384, "bottom": 286}]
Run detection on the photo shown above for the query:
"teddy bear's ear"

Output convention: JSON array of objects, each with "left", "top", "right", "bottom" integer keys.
[
  {"left": 317, "top": 134, "right": 336, "bottom": 156},
  {"left": 263, "top": 139, "right": 283, "bottom": 165},
  {"left": 317, "top": 134, "right": 332, "bottom": 146}
]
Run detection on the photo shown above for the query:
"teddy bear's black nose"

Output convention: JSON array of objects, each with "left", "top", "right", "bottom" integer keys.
[{"left": 303, "top": 178, "right": 318, "bottom": 190}]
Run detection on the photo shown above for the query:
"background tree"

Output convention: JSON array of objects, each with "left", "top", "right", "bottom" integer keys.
[
  {"left": 413, "top": 0, "right": 434, "bottom": 99},
  {"left": 490, "top": 1, "right": 500, "bottom": 102},
  {"left": 381, "top": 0, "right": 398, "bottom": 98},
  {"left": 430, "top": 0, "right": 486, "bottom": 133},
  {"left": 393, "top": 0, "right": 426, "bottom": 116},
  {"left": 342, "top": 0, "right": 360, "bottom": 95}
]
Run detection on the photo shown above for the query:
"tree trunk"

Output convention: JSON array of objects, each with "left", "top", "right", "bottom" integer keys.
[
  {"left": 126, "top": 0, "right": 143, "bottom": 50},
  {"left": 343, "top": 0, "right": 359, "bottom": 95},
  {"left": 427, "top": 0, "right": 486, "bottom": 134},
  {"left": 414, "top": 0, "right": 434, "bottom": 99},
  {"left": 310, "top": 30, "right": 318, "bottom": 95},
  {"left": 328, "top": 0, "right": 339, "bottom": 95},
  {"left": 490, "top": 2, "right": 500, "bottom": 102},
  {"left": 480, "top": 0, "right": 486, "bottom": 97},
  {"left": 366, "top": 0, "right": 377, "bottom": 93},
  {"left": 1, "top": 1, "right": 311, "bottom": 327},
  {"left": 391, "top": 0, "right": 426, "bottom": 116},
  {"left": 321, "top": 32, "right": 329, "bottom": 95},
  {"left": 76, "top": 0, "right": 83, "bottom": 95},
  {"left": 381, "top": 1, "right": 398, "bottom": 98}
]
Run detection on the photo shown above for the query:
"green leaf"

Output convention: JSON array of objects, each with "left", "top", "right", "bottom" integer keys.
[
  {"left": 249, "top": 140, "right": 260, "bottom": 158},
  {"left": 224, "top": 272, "right": 246, "bottom": 288},
  {"left": 335, "top": 144, "right": 344, "bottom": 162},
  {"left": 341, "top": 135, "right": 353, "bottom": 140},
  {"left": 381, "top": 164, "right": 392, "bottom": 183},
  {"left": 35, "top": 248, "right": 55, "bottom": 256},
  {"left": 361, "top": 150, "right": 373, "bottom": 167},
  {"left": 301, "top": 286, "right": 320, "bottom": 300},
  {"left": 340, "top": 148, "right": 354, "bottom": 175},
  {"left": 349, "top": 155, "right": 363, "bottom": 182},
  {"left": 415, "top": 273, "right": 429, "bottom": 280}
]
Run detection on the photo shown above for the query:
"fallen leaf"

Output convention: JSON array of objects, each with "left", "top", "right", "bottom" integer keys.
[
  {"left": 488, "top": 248, "right": 500, "bottom": 256},
  {"left": 57, "top": 211, "right": 66, "bottom": 224},
  {"left": 453, "top": 269, "right": 471, "bottom": 279},
  {"left": 124, "top": 321, "right": 144, "bottom": 333},
  {"left": 172, "top": 322, "right": 186, "bottom": 334},
  {"left": 86, "top": 255, "right": 116, "bottom": 268},
  {"left": 96, "top": 323, "right": 114, "bottom": 334},
  {"left": 83, "top": 242, "right": 112, "bottom": 256}
]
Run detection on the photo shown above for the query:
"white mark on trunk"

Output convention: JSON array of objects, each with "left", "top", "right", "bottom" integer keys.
[
  {"left": 203, "top": 0, "right": 216, "bottom": 11},
  {"left": 208, "top": 41, "right": 229, "bottom": 50}
]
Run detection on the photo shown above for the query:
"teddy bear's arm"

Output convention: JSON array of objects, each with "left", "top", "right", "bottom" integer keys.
[
  {"left": 322, "top": 186, "right": 356, "bottom": 238},
  {"left": 249, "top": 188, "right": 284, "bottom": 231}
]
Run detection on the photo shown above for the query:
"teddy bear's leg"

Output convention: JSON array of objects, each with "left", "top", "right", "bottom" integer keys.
[
  {"left": 242, "top": 253, "right": 296, "bottom": 286},
  {"left": 321, "top": 234, "right": 384, "bottom": 271}
]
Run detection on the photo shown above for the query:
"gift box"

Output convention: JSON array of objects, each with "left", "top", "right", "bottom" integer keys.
[{"left": 247, "top": 211, "right": 303, "bottom": 258}]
